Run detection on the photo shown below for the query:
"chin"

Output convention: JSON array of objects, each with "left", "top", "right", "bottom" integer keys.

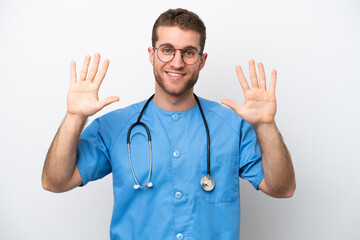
[
  {"left": 161, "top": 86, "right": 189, "bottom": 96},
  {"left": 154, "top": 68, "right": 199, "bottom": 96}
]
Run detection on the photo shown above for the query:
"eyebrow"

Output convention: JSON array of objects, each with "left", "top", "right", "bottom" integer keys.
[{"left": 158, "top": 43, "right": 200, "bottom": 52}]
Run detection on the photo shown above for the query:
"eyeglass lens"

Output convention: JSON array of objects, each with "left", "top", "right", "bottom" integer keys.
[{"left": 157, "top": 46, "right": 200, "bottom": 65}]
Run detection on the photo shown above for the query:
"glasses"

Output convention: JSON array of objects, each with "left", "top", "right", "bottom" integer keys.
[{"left": 154, "top": 45, "right": 202, "bottom": 65}]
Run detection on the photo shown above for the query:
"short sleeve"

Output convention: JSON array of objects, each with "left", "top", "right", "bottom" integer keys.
[
  {"left": 76, "top": 118, "right": 112, "bottom": 186},
  {"left": 239, "top": 121, "right": 264, "bottom": 190}
]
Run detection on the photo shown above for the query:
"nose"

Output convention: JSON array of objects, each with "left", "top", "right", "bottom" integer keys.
[{"left": 169, "top": 49, "right": 185, "bottom": 68}]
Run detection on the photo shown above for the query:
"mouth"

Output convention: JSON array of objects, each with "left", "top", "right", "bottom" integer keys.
[{"left": 165, "top": 71, "right": 186, "bottom": 80}]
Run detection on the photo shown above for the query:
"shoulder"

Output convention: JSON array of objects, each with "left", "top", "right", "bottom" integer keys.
[
  {"left": 197, "top": 96, "right": 254, "bottom": 137},
  {"left": 197, "top": 97, "right": 243, "bottom": 134},
  {"left": 99, "top": 100, "right": 146, "bottom": 125},
  {"left": 197, "top": 97, "right": 241, "bottom": 123},
  {"left": 197, "top": 97, "right": 235, "bottom": 117},
  {"left": 83, "top": 99, "right": 147, "bottom": 138}
]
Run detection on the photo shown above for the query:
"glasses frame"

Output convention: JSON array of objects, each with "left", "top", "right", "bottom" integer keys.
[{"left": 153, "top": 45, "right": 203, "bottom": 65}]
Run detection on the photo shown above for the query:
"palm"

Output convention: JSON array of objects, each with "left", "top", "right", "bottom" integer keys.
[
  {"left": 68, "top": 82, "right": 101, "bottom": 116},
  {"left": 222, "top": 60, "right": 277, "bottom": 125},
  {"left": 241, "top": 87, "right": 276, "bottom": 124},
  {"left": 67, "top": 53, "right": 119, "bottom": 118}
]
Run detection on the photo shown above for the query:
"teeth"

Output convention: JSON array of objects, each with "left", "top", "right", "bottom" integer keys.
[{"left": 168, "top": 72, "right": 183, "bottom": 77}]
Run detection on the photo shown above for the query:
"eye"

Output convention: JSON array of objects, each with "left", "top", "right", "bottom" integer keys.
[
  {"left": 184, "top": 49, "right": 196, "bottom": 57},
  {"left": 161, "top": 47, "right": 174, "bottom": 55}
]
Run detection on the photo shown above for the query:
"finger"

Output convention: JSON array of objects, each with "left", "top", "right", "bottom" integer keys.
[
  {"left": 79, "top": 55, "right": 91, "bottom": 81},
  {"left": 258, "top": 62, "right": 266, "bottom": 90},
  {"left": 269, "top": 70, "right": 277, "bottom": 95},
  {"left": 97, "top": 96, "right": 119, "bottom": 111},
  {"left": 269, "top": 69, "right": 277, "bottom": 95},
  {"left": 94, "top": 59, "right": 110, "bottom": 87},
  {"left": 249, "top": 59, "right": 259, "bottom": 88},
  {"left": 87, "top": 53, "right": 100, "bottom": 82},
  {"left": 221, "top": 99, "right": 244, "bottom": 117},
  {"left": 235, "top": 65, "right": 250, "bottom": 94},
  {"left": 70, "top": 61, "right": 77, "bottom": 84}
]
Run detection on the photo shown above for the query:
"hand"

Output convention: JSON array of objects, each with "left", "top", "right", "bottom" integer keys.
[
  {"left": 67, "top": 53, "right": 119, "bottom": 119},
  {"left": 221, "top": 59, "right": 277, "bottom": 126}
]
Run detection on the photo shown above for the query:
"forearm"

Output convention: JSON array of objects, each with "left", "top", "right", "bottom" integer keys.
[
  {"left": 255, "top": 122, "right": 295, "bottom": 197},
  {"left": 42, "top": 113, "right": 87, "bottom": 191}
]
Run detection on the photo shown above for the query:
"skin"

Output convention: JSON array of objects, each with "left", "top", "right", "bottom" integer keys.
[
  {"left": 222, "top": 61, "right": 296, "bottom": 197},
  {"left": 42, "top": 25, "right": 295, "bottom": 198},
  {"left": 148, "top": 26, "right": 207, "bottom": 111},
  {"left": 42, "top": 54, "right": 119, "bottom": 192}
]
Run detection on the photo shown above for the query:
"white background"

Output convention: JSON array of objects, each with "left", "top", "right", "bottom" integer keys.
[{"left": 0, "top": 0, "right": 359, "bottom": 239}]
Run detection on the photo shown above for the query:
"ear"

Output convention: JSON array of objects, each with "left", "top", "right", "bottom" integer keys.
[
  {"left": 148, "top": 47, "right": 154, "bottom": 65},
  {"left": 199, "top": 53, "right": 208, "bottom": 70}
]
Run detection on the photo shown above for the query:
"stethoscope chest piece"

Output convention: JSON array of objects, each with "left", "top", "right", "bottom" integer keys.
[{"left": 201, "top": 175, "right": 215, "bottom": 192}]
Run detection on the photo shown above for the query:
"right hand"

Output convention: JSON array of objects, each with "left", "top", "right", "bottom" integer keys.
[{"left": 67, "top": 53, "right": 119, "bottom": 119}]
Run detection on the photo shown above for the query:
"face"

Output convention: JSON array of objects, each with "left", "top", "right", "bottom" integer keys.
[{"left": 148, "top": 26, "right": 207, "bottom": 97}]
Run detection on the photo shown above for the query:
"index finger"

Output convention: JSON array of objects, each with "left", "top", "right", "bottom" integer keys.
[
  {"left": 94, "top": 59, "right": 110, "bottom": 87},
  {"left": 236, "top": 65, "right": 250, "bottom": 94}
]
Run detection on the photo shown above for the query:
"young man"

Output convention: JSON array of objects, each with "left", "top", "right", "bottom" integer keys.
[{"left": 42, "top": 8, "right": 295, "bottom": 239}]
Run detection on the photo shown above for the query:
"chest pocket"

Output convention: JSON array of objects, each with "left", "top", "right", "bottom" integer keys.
[{"left": 200, "top": 156, "right": 239, "bottom": 203}]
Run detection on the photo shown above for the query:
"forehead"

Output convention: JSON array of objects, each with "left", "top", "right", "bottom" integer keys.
[{"left": 156, "top": 26, "right": 201, "bottom": 49}]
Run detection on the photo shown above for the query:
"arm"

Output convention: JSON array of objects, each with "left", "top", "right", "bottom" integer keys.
[
  {"left": 255, "top": 122, "right": 295, "bottom": 198},
  {"left": 42, "top": 53, "right": 119, "bottom": 193},
  {"left": 222, "top": 59, "right": 295, "bottom": 198},
  {"left": 42, "top": 114, "right": 86, "bottom": 193}
]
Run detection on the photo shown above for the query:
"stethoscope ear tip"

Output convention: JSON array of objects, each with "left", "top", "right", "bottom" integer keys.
[{"left": 133, "top": 183, "right": 153, "bottom": 189}]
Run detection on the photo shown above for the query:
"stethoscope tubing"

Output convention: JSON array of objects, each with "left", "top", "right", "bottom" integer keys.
[
  {"left": 127, "top": 93, "right": 213, "bottom": 190},
  {"left": 193, "top": 94, "right": 211, "bottom": 176}
]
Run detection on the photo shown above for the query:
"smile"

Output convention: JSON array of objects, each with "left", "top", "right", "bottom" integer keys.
[{"left": 166, "top": 71, "right": 185, "bottom": 77}]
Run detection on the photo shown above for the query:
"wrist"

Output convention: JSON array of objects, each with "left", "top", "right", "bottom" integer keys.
[
  {"left": 253, "top": 121, "right": 276, "bottom": 130},
  {"left": 65, "top": 112, "right": 88, "bottom": 124},
  {"left": 253, "top": 121, "right": 278, "bottom": 136}
]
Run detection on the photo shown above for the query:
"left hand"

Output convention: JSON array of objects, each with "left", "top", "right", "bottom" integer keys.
[{"left": 221, "top": 59, "right": 277, "bottom": 126}]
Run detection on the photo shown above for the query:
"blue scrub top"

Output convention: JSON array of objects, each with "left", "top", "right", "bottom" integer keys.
[{"left": 77, "top": 97, "right": 264, "bottom": 240}]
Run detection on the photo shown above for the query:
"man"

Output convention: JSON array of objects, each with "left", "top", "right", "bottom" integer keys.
[{"left": 42, "top": 8, "right": 295, "bottom": 239}]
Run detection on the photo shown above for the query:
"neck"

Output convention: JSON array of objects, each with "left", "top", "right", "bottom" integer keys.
[{"left": 153, "top": 87, "right": 196, "bottom": 111}]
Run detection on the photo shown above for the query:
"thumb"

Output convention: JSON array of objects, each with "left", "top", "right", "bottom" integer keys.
[
  {"left": 97, "top": 96, "right": 120, "bottom": 111},
  {"left": 221, "top": 99, "right": 244, "bottom": 116}
]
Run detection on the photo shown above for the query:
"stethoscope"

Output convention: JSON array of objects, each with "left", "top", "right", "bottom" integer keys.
[{"left": 127, "top": 94, "right": 215, "bottom": 192}]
